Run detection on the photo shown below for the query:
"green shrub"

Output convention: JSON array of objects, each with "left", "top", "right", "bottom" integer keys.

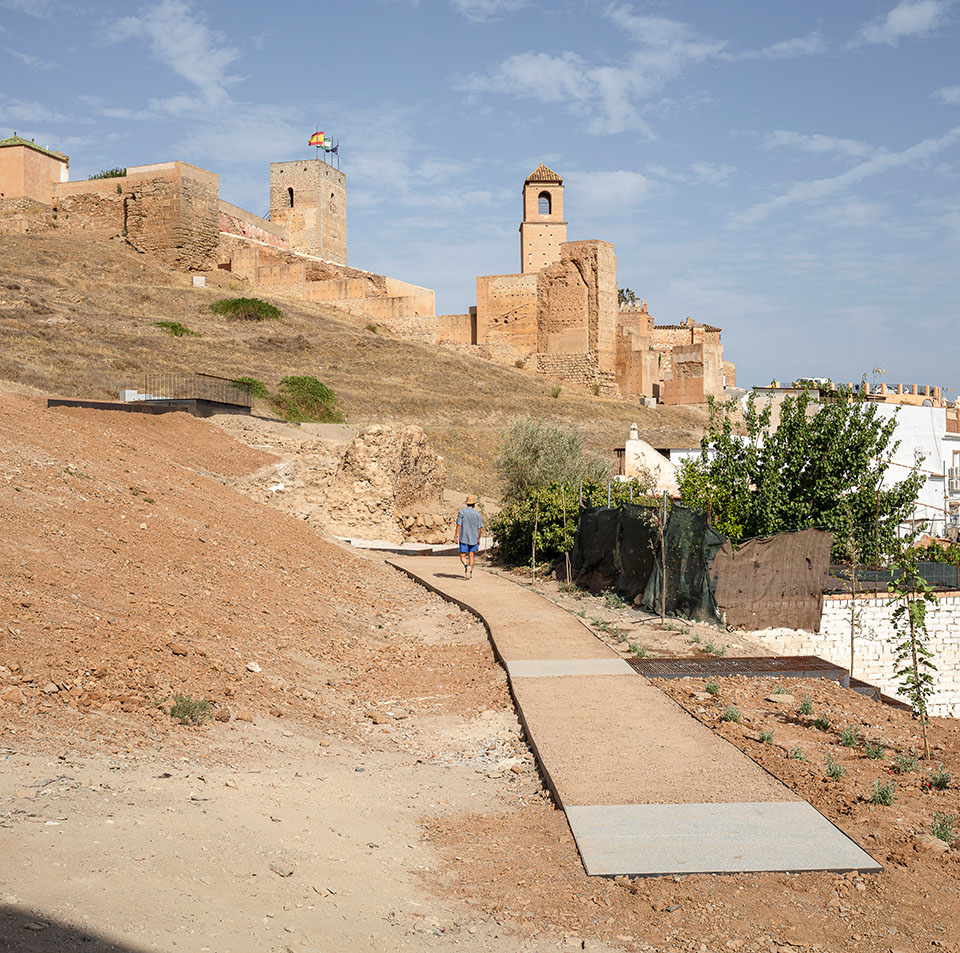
[
  {"left": 789, "top": 746, "right": 805, "bottom": 761},
  {"left": 869, "top": 779, "right": 896, "bottom": 806},
  {"left": 154, "top": 320, "right": 199, "bottom": 337},
  {"left": 550, "top": 384, "right": 562, "bottom": 399},
  {"left": 705, "top": 679, "right": 720, "bottom": 696},
  {"left": 825, "top": 754, "right": 847, "bottom": 780},
  {"left": 494, "top": 417, "right": 614, "bottom": 504},
  {"left": 232, "top": 376, "right": 270, "bottom": 400},
  {"left": 931, "top": 812, "right": 956, "bottom": 843},
  {"left": 604, "top": 591, "right": 627, "bottom": 609},
  {"left": 90, "top": 167, "right": 126, "bottom": 179},
  {"left": 490, "top": 478, "right": 653, "bottom": 566},
  {"left": 169, "top": 694, "right": 212, "bottom": 726},
  {"left": 798, "top": 694, "right": 813, "bottom": 715},
  {"left": 814, "top": 716, "right": 831, "bottom": 732},
  {"left": 722, "top": 706, "right": 741, "bottom": 723},
  {"left": 759, "top": 730, "right": 774, "bottom": 744},
  {"left": 893, "top": 751, "right": 919, "bottom": 774},
  {"left": 840, "top": 726, "right": 860, "bottom": 748},
  {"left": 271, "top": 375, "right": 344, "bottom": 423},
  {"left": 865, "top": 741, "right": 885, "bottom": 760},
  {"left": 929, "top": 764, "right": 951, "bottom": 790},
  {"left": 210, "top": 297, "right": 283, "bottom": 321}
]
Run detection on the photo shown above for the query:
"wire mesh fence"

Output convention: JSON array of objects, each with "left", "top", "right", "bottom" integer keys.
[
  {"left": 826, "top": 562, "right": 960, "bottom": 593},
  {"left": 142, "top": 372, "right": 252, "bottom": 409}
]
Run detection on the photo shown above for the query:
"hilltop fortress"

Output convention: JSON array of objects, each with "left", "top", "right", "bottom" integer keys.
[{"left": 0, "top": 136, "right": 733, "bottom": 404}]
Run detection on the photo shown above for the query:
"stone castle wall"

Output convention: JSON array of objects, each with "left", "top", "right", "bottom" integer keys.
[
  {"left": 475, "top": 273, "right": 538, "bottom": 363},
  {"left": 218, "top": 199, "right": 289, "bottom": 249},
  {"left": 752, "top": 593, "right": 960, "bottom": 718},
  {"left": 38, "top": 162, "right": 220, "bottom": 272}
]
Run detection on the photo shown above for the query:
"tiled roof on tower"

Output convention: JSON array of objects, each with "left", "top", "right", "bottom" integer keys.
[
  {"left": 0, "top": 133, "right": 68, "bottom": 162},
  {"left": 525, "top": 164, "right": 562, "bottom": 185}
]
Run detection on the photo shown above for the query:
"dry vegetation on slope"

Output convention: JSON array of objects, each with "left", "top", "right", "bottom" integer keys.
[{"left": 0, "top": 235, "right": 708, "bottom": 495}]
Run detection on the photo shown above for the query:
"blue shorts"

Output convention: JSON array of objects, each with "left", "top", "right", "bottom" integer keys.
[{"left": 459, "top": 542, "right": 479, "bottom": 554}]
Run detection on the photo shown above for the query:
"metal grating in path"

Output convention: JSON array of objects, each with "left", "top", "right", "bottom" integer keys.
[{"left": 627, "top": 655, "right": 847, "bottom": 680}]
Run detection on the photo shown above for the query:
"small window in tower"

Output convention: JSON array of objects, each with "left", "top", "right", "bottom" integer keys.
[
  {"left": 288, "top": 187, "right": 294, "bottom": 208},
  {"left": 538, "top": 191, "right": 551, "bottom": 215}
]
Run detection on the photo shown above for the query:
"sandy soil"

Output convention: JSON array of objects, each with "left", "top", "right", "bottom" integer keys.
[{"left": 3, "top": 391, "right": 960, "bottom": 953}]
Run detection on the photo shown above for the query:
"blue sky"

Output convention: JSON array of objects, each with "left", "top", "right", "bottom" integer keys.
[{"left": 2, "top": 0, "right": 960, "bottom": 392}]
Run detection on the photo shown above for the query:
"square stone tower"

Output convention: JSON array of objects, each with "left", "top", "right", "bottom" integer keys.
[
  {"left": 269, "top": 158, "right": 346, "bottom": 264},
  {"left": 519, "top": 164, "right": 566, "bottom": 274}
]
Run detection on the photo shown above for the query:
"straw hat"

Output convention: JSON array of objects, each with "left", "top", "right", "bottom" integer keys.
[{"left": 465, "top": 494, "right": 477, "bottom": 504}]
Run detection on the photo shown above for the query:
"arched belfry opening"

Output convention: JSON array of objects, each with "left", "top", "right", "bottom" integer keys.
[
  {"left": 287, "top": 187, "right": 294, "bottom": 208},
  {"left": 538, "top": 190, "right": 551, "bottom": 215}
]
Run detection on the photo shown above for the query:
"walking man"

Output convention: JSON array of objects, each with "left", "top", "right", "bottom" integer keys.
[{"left": 455, "top": 495, "right": 482, "bottom": 578}]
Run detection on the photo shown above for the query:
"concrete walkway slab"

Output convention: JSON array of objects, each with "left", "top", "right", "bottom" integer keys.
[
  {"left": 567, "top": 802, "right": 882, "bottom": 875},
  {"left": 389, "top": 557, "right": 881, "bottom": 876},
  {"left": 505, "top": 659, "right": 635, "bottom": 678}
]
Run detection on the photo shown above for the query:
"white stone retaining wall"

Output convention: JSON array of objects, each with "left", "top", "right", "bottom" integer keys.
[{"left": 750, "top": 593, "right": 960, "bottom": 718}]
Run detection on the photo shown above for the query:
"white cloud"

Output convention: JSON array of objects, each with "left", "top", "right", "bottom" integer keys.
[
  {"left": 0, "top": 96, "right": 69, "bottom": 125},
  {"left": 564, "top": 169, "right": 655, "bottom": 213},
  {"left": 450, "top": 0, "right": 525, "bottom": 23},
  {"left": 809, "top": 199, "right": 890, "bottom": 229},
  {"left": 0, "top": 0, "right": 54, "bottom": 16},
  {"left": 106, "top": 0, "right": 240, "bottom": 113},
  {"left": 456, "top": 7, "right": 727, "bottom": 135},
  {"left": 761, "top": 130, "right": 875, "bottom": 158},
  {"left": 936, "top": 83, "right": 960, "bottom": 104},
  {"left": 733, "top": 125, "right": 960, "bottom": 226},
  {"left": 850, "top": 0, "right": 950, "bottom": 48},
  {"left": 689, "top": 161, "right": 736, "bottom": 185},
  {"left": 5, "top": 48, "right": 58, "bottom": 69},
  {"left": 725, "top": 31, "right": 828, "bottom": 61}
]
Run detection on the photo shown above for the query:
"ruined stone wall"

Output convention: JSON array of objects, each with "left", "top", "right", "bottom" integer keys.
[
  {"left": 0, "top": 196, "right": 55, "bottom": 234},
  {"left": 476, "top": 273, "right": 538, "bottom": 363},
  {"left": 436, "top": 314, "right": 475, "bottom": 345},
  {"left": 723, "top": 360, "right": 736, "bottom": 388},
  {"left": 616, "top": 329, "right": 658, "bottom": 398},
  {"left": 650, "top": 325, "right": 695, "bottom": 347},
  {"left": 534, "top": 240, "right": 618, "bottom": 384},
  {"left": 218, "top": 200, "right": 289, "bottom": 249},
  {"left": 269, "top": 159, "right": 346, "bottom": 265},
  {"left": 49, "top": 162, "right": 220, "bottom": 271}
]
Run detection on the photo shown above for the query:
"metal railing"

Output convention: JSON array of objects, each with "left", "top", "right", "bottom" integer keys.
[{"left": 141, "top": 372, "right": 252, "bottom": 409}]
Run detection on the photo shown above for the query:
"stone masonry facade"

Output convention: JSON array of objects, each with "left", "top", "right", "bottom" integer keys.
[
  {"left": 460, "top": 164, "right": 735, "bottom": 402},
  {"left": 750, "top": 593, "right": 960, "bottom": 718}
]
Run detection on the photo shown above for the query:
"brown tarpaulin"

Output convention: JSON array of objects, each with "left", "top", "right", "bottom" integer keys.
[{"left": 710, "top": 528, "right": 833, "bottom": 632}]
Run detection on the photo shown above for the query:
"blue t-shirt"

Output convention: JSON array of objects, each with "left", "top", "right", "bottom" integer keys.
[{"left": 457, "top": 507, "right": 483, "bottom": 546}]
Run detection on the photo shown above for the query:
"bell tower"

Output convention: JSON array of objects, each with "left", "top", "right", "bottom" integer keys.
[{"left": 519, "top": 164, "right": 566, "bottom": 274}]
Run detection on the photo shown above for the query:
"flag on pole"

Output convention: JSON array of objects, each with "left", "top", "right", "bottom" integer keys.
[
  {"left": 322, "top": 140, "right": 333, "bottom": 152},
  {"left": 308, "top": 131, "right": 324, "bottom": 147},
  {"left": 329, "top": 143, "right": 339, "bottom": 156}
]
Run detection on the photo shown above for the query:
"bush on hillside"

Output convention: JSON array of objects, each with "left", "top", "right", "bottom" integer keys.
[
  {"left": 232, "top": 376, "right": 271, "bottom": 400},
  {"left": 495, "top": 417, "right": 611, "bottom": 504},
  {"left": 491, "top": 478, "right": 656, "bottom": 567},
  {"left": 271, "top": 375, "right": 344, "bottom": 423},
  {"left": 153, "top": 320, "right": 200, "bottom": 337},
  {"left": 90, "top": 167, "right": 126, "bottom": 179},
  {"left": 210, "top": 297, "right": 283, "bottom": 321}
]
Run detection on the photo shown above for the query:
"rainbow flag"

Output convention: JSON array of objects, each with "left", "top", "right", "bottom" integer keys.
[{"left": 308, "top": 131, "right": 324, "bottom": 147}]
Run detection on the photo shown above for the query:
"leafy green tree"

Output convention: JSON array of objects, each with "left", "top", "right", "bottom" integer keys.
[
  {"left": 887, "top": 544, "right": 939, "bottom": 759},
  {"left": 618, "top": 287, "right": 638, "bottom": 307},
  {"left": 494, "top": 417, "right": 610, "bottom": 504},
  {"left": 678, "top": 390, "right": 924, "bottom": 561},
  {"left": 490, "top": 478, "right": 654, "bottom": 566}
]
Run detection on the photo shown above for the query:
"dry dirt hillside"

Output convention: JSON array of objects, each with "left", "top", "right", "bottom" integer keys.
[
  {"left": 3, "top": 393, "right": 960, "bottom": 953},
  {"left": 0, "top": 234, "right": 709, "bottom": 495}
]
